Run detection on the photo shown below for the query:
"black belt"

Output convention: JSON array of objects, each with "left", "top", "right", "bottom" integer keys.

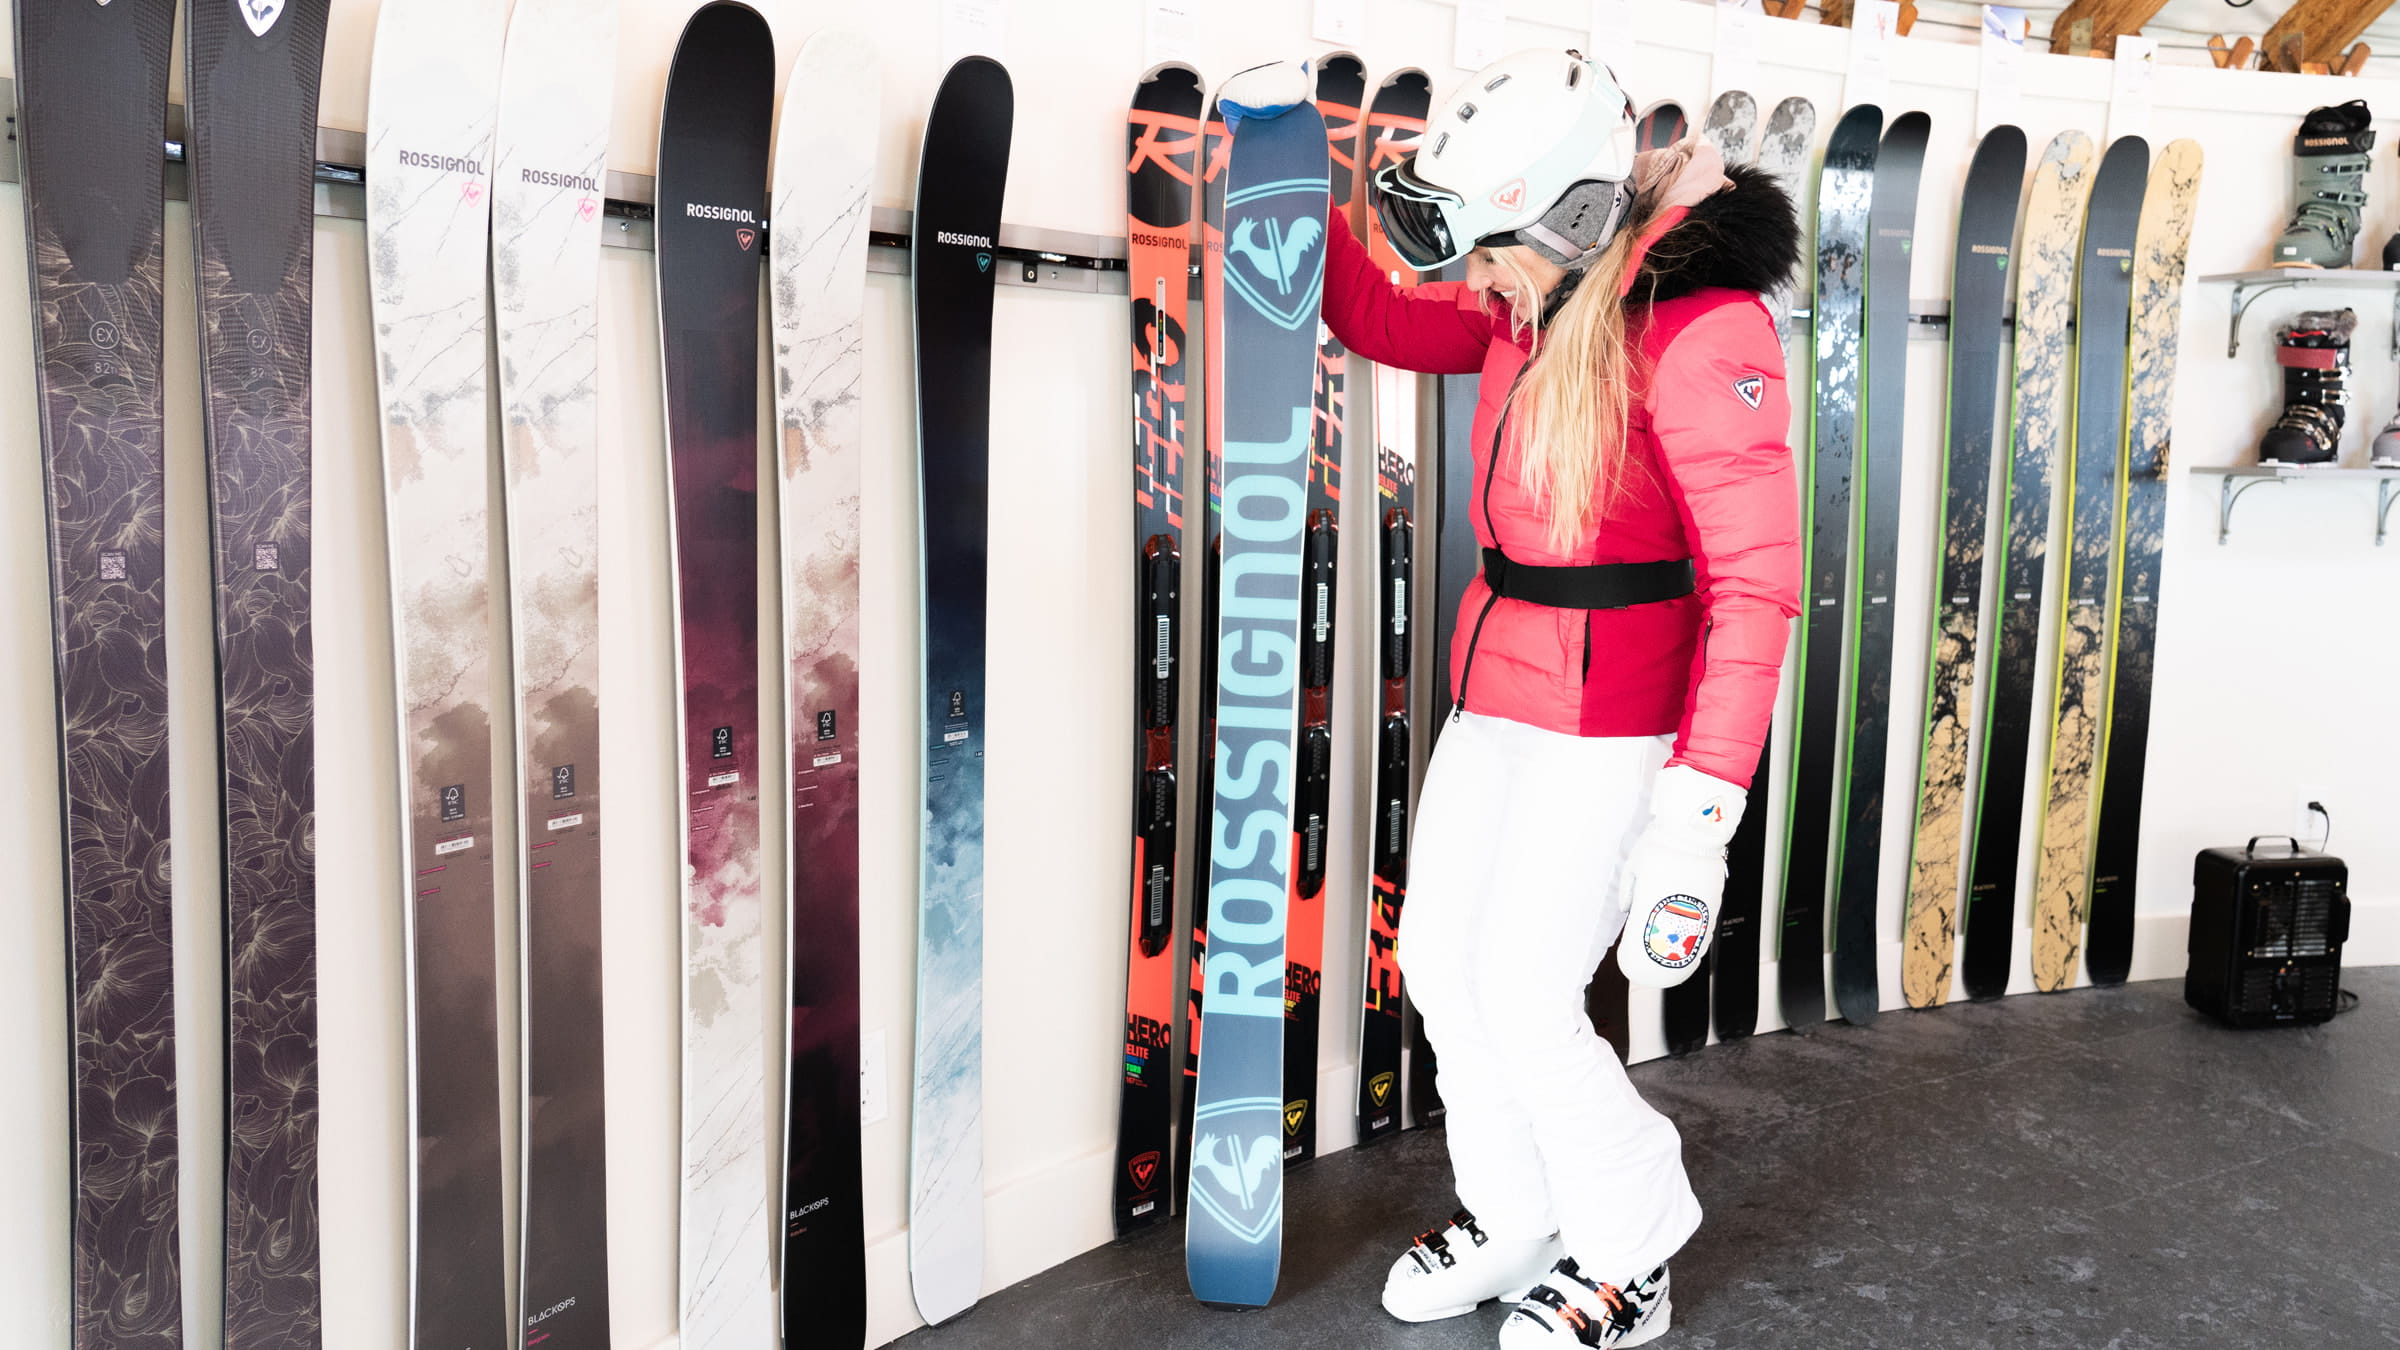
[{"left": 1481, "top": 548, "right": 1695, "bottom": 610}]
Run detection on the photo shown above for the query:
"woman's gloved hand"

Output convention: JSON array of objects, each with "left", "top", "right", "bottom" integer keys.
[
  {"left": 1215, "top": 59, "right": 1312, "bottom": 122},
  {"left": 1615, "top": 764, "right": 1746, "bottom": 989}
]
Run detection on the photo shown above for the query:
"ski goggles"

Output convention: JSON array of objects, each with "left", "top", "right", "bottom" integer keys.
[{"left": 1368, "top": 158, "right": 1470, "bottom": 271}]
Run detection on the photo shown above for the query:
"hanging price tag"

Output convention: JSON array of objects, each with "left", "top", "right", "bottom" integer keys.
[
  {"left": 1976, "top": 6, "right": 2026, "bottom": 137},
  {"left": 1313, "top": 0, "right": 1364, "bottom": 46},
  {"left": 941, "top": 0, "right": 1006, "bottom": 66},
  {"left": 1844, "top": 0, "right": 1898, "bottom": 109},
  {"left": 1454, "top": 0, "right": 1508, "bottom": 72},
  {"left": 1145, "top": 1, "right": 1195, "bottom": 68},
  {"left": 1714, "top": 0, "right": 1763, "bottom": 100},
  {"left": 2109, "top": 35, "right": 2158, "bottom": 144}
]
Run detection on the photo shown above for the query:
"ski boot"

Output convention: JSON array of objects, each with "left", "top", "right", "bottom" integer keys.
[
  {"left": 1500, "top": 1259, "right": 1672, "bottom": 1348},
  {"left": 2272, "top": 101, "right": 2374, "bottom": 269},
  {"left": 2258, "top": 309, "right": 2354, "bottom": 466},
  {"left": 1382, "top": 1210, "right": 1562, "bottom": 1323},
  {"left": 2374, "top": 407, "right": 2400, "bottom": 466}
]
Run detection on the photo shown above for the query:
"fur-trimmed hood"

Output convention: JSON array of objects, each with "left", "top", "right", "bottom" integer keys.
[{"left": 1625, "top": 163, "right": 1801, "bottom": 307}]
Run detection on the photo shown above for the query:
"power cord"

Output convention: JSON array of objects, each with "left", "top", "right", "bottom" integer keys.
[{"left": 2307, "top": 800, "right": 2332, "bottom": 851}]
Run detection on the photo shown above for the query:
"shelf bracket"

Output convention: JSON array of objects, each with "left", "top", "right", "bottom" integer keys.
[
  {"left": 2225, "top": 277, "right": 2300, "bottom": 359},
  {"left": 2218, "top": 473, "right": 2285, "bottom": 544},
  {"left": 2380, "top": 478, "right": 2397, "bottom": 546}
]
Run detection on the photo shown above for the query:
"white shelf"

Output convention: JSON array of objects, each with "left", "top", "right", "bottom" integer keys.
[
  {"left": 2197, "top": 269, "right": 2400, "bottom": 360},
  {"left": 2188, "top": 465, "right": 2400, "bottom": 545}
]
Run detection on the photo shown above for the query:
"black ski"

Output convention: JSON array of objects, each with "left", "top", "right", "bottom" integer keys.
[
  {"left": 18, "top": 2, "right": 182, "bottom": 1342},
  {"left": 1831, "top": 111, "right": 1928, "bottom": 1028},
  {"left": 2087, "top": 140, "right": 2202, "bottom": 987},
  {"left": 188, "top": 2, "right": 331, "bottom": 1344},
  {"left": 1780, "top": 103, "right": 1880, "bottom": 1033}
]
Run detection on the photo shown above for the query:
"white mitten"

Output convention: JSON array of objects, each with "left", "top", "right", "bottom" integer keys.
[
  {"left": 1215, "top": 60, "right": 1313, "bottom": 124},
  {"left": 1616, "top": 765, "right": 1745, "bottom": 989}
]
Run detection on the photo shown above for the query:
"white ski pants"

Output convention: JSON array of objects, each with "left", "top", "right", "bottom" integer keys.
[{"left": 1399, "top": 710, "right": 1703, "bottom": 1278}]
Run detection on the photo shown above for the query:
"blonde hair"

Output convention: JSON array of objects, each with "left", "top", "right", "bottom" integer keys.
[{"left": 1487, "top": 188, "right": 1664, "bottom": 555}]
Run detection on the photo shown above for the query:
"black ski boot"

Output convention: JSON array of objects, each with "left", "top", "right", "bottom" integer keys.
[
  {"left": 2258, "top": 309, "right": 2354, "bottom": 466},
  {"left": 2273, "top": 101, "right": 2374, "bottom": 269}
]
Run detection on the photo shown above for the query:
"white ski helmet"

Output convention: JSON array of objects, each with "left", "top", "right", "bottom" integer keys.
[{"left": 1371, "top": 49, "right": 1638, "bottom": 272}]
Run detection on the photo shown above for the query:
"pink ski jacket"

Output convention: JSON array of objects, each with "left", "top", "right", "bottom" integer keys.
[{"left": 1323, "top": 168, "right": 1803, "bottom": 788}]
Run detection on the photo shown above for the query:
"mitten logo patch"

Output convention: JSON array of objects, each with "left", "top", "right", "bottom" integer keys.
[
  {"left": 1698, "top": 799, "right": 1727, "bottom": 826},
  {"left": 1732, "top": 375, "right": 1764, "bottom": 410},
  {"left": 1642, "top": 895, "right": 1711, "bottom": 969}
]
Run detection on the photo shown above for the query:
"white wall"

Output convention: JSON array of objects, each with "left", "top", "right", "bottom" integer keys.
[{"left": 1, "top": 3, "right": 2395, "bottom": 1349}]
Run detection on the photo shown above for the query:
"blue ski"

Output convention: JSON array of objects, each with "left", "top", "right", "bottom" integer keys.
[{"left": 1183, "top": 92, "right": 1328, "bottom": 1310}]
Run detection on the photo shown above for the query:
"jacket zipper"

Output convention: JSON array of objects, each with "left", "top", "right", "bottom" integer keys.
[{"left": 1455, "top": 368, "right": 1526, "bottom": 719}]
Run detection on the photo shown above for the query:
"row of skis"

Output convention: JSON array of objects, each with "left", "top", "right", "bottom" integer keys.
[
  {"left": 1108, "top": 67, "right": 2209, "bottom": 1312},
  {"left": 21, "top": 0, "right": 914, "bottom": 1346},
  {"left": 21, "top": 0, "right": 2209, "bottom": 1341}
]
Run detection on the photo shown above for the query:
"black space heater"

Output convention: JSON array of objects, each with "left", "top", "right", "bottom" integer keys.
[{"left": 2186, "top": 836, "right": 2351, "bottom": 1028}]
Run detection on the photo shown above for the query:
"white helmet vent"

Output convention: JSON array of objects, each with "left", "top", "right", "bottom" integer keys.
[
  {"left": 1458, "top": 103, "right": 1477, "bottom": 121},
  {"left": 1432, "top": 131, "right": 1451, "bottom": 157},
  {"left": 1486, "top": 73, "right": 1512, "bottom": 91}
]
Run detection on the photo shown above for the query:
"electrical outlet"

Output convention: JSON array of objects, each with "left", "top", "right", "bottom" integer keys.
[
  {"left": 2294, "top": 793, "right": 2330, "bottom": 850},
  {"left": 860, "top": 1029, "right": 888, "bottom": 1126}
]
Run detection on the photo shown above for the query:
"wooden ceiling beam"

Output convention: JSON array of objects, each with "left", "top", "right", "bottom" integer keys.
[
  {"left": 2047, "top": 0, "right": 2170, "bottom": 57},
  {"left": 2258, "top": 0, "right": 2397, "bottom": 72}
]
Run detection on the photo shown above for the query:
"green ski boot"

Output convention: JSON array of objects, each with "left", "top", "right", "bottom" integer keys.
[{"left": 2273, "top": 100, "right": 2374, "bottom": 269}]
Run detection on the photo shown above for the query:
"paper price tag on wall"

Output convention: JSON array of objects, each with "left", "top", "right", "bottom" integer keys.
[
  {"left": 1977, "top": 5, "right": 2026, "bottom": 137},
  {"left": 2109, "top": 35, "right": 2158, "bottom": 144},
  {"left": 942, "top": 0, "right": 1006, "bottom": 66},
  {"left": 1588, "top": 0, "right": 1637, "bottom": 80},
  {"left": 1844, "top": 0, "right": 1898, "bottom": 110},
  {"left": 1145, "top": 1, "right": 1195, "bottom": 68},
  {"left": 1713, "top": 0, "right": 1763, "bottom": 101},
  {"left": 1454, "top": 0, "right": 1508, "bottom": 72},
  {"left": 1313, "top": 0, "right": 1364, "bottom": 47}
]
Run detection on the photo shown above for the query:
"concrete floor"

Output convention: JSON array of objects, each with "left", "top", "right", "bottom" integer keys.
[{"left": 895, "top": 970, "right": 2400, "bottom": 1349}]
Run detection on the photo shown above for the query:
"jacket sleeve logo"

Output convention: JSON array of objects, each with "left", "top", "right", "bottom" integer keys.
[{"left": 1732, "top": 374, "right": 1764, "bottom": 410}]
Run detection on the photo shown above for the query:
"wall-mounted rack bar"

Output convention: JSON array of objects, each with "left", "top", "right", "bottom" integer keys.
[{"left": 0, "top": 76, "right": 1967, "bottom": 325}]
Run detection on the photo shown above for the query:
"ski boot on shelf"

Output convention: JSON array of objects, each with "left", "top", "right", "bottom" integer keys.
[
  {"left": 2272, "top": 101, "right": 2374, "bottom": 269},
  {"left": 1499, "top": 1259, "right": 1672, "bottom": 1349},
  {"left": 2374, "top": 406, "right": 2400, "bottom": 467},
  {"left": 2258, "top": 309, "right": 2355, "bottom": 467}
]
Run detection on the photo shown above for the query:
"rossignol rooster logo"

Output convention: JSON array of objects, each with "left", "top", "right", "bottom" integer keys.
[
  {"left": 735, "top": 227, "right": 758, "bottom": 251},
  {"left": 1189, "top": 1124, "right": 1281, "bottom": 1243},
  {"left": 1489, "top": 177, "right": 1527, "bottom": 212},
  {"left": 1224, "top": 179, "right": 1328, "bottom": 333},
  {"left": 1127, "top": 1150, "right": 1161, "bottom": 1190},
  {"left": 1231, "top": 216, "right": 1322, "bottom": 295},
  {"left": 238, "top": 0, "right": 284, "bottom": 36},
  {"left": 1732, "top": 375, "right": 1764, "bottom": 410}
]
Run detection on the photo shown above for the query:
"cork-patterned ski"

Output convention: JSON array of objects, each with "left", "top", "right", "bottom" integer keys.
[{"left": 1900, "top": 126, "right": 2024, "bottom": 1010}]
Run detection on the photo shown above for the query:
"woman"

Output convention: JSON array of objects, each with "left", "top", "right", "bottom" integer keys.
[{"left": 1241, "top": 49, "right": 1802, "bottom": 1347}]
